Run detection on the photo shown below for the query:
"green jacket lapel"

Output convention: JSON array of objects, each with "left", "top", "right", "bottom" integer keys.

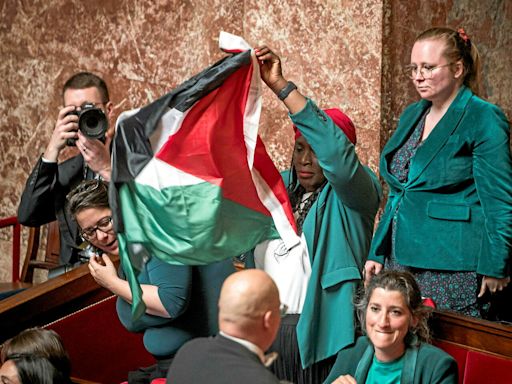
[
  {"left": 354, "top": 344, "right": 374, "bottom": 383},
  {"left": 401, "top": 344, "right": 419, "bottom": 384},
  {"left": 381, "top": 99, "right": 430, "bottom": 190},
  {"left": 406, "top": 86, "right": 473, "bottom": 185}
]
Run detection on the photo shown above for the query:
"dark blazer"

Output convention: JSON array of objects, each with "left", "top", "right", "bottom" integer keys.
[
  {"left": 167, "top": 335, "right": 280, "bottom": 384},
  {"left": 18, "top": 155, "right": 87, "bottom": 264},
  {"left": 324, "top": 337, "right": 457, "bottom": 384},
  {"left": 368, "top": 86, "right": 512, "bottom": 278}
]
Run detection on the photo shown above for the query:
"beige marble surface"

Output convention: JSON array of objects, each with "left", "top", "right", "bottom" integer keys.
[{"left": 1, "top": 0, "right": 510, "bottom": 281}]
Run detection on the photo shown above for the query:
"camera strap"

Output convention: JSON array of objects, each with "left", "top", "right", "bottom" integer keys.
[{"left": 83, "top": 163, "right": 102, "bottom": 181}]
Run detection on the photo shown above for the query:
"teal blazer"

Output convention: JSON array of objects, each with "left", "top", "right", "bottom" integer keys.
[
  {"left": 368, "top": 86, "right": 512, "bottom": 278},
  {"left": 288, "top": 100, "right": 382, "bottom": 367},
  {"left": 323, "top": 336, "right": 457, "bottom": 384}
]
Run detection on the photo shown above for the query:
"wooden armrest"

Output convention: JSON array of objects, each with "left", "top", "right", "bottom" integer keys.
[
  {"left": 0, "top": 282, "right": 32, "bottom": 293},
  {"left": 431, "top": 309, "right": 512, "bottom": 358},
  {"left": 28, "top": 260, "right": 61, "bottom": 269}
]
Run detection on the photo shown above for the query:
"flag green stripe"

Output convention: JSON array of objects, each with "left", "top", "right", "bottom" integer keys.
[
  {"left": 117, "top": 234, "right": 145, "bottom": 319},
  {"left": 119, "top": 181, "right": 278, "bottom": 265}
]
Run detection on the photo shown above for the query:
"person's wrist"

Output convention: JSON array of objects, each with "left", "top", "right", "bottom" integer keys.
[
  {"left": 271, "top": 78, "right": 288, "bottom": 95},
  {"left": 43, "top": 146, "right": 60, "bottom": 162},
  {"left": 98, "top": 166, "right": 112, "bottom": 182},
  {"left": 277, "top": 81, "right": 297, "bottom": 101}
]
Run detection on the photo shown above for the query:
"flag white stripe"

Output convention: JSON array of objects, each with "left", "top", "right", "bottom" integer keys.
[
  {"left": 251, "top": 168, "right": 301, "bottom": 250},
  {"left": 219, "top": 31, "right": 252, "bottom": 51},
  {"left": 135, "top": 158, "right": 206, "bottom": 189},
  {"left": 242, "top": 52, "right": 263, "bottom": 169},
  {"left": 149, "top": 108, "right": 186, "bottom": 153}
]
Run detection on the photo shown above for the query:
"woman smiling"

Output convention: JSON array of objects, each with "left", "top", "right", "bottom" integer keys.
[{"left": 324, "top": 271, "right": 457, "bottom": 384}]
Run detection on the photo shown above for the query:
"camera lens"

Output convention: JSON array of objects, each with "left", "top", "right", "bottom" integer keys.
[
  {"left": 84, "top": 115, "right": 99, "bottom": 128},
  {"left": 78, "top": 108, "right": 108, "bottom": 140}
]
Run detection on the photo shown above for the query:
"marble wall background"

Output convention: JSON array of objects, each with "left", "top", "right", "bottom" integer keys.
[{"left": 1, "top": 0, "right": 510, "bottom": 281}]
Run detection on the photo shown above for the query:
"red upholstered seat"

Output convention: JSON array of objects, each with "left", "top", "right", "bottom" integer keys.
[
  {"left": 46, "top": 295, "right": 154, "bottom": 384},
  {"left": 433, "top": 340, "right": 468, "bottom": 384},
  {"left": 434, "top": 340, "right": 512, "bottom": 384},
  {"left": 463, "top": 350, "right": 512, "bottom": 384}
]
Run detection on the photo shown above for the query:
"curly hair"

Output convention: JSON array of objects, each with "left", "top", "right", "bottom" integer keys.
[{"left": 355, "top": 270, "right": 432, "bottom": 345}]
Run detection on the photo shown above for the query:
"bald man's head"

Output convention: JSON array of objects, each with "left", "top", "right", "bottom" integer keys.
[{"left": 218, "top": 269, "right": 281, "bottom": 350}]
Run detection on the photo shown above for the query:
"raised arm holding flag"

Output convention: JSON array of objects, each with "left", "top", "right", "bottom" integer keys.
[{"left": 251, "top": 45, "right": 382, "bottom": 384}]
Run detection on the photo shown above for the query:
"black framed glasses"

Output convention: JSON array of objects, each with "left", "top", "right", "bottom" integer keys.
[
  {"left": 80, "top": 216, "right": 113, "bottom": 241},
  {"left": 403, "top": 63, "right": 453, "bottom": 79}
]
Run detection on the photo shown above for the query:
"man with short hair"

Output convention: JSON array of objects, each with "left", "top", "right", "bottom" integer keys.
[
  {"left": 167, "top": 269, "right": 282, "bottom": 384},
  {"left": 18, "top": 72, "right": 114, "bottom": 267}
]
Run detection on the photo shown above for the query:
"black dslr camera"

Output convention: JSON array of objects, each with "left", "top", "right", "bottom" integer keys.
[{"left": 66, "top": 103, "right": 108, "bottom": 146}]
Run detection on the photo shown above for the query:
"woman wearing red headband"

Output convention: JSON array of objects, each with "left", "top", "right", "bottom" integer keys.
[
  {"left": 252, "top": 46, "right": 382, "bottom": 384},
  {"left": 364, "top": 27, "right": 512, "bottom": 319}
]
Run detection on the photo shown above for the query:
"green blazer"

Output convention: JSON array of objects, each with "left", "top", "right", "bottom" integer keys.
[
  {"left": 323, "top": 336, "right": 457, "bottom": 384},
  {"left": 369, "top": 86, "right": 512, "bottom": 278},
  {"left": 288, "top": 100, "right": 382, "bottom": 367}
]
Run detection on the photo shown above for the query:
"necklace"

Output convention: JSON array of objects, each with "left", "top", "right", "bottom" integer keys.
[{"left": 294, "top": 187, "right": 323, "bottom": 233}]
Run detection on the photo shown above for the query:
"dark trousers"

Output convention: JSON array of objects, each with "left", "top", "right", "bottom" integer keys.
[{"left": 268, "top": 314, "right": 335, "bottom": 384}]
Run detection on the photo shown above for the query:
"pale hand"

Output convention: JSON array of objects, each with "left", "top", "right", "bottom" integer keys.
[
  {"left": 363, "top": 260, "right": 383, "bottom": 287},
  {"left": 88, "top": 254, "right": 119, "bottom": 291},
  {"left": 478, "top": 275, "right": 510, "bottom": 298},
  {"left": 77, "top": 130, "right": 112, "bottom": 181},
  {"left": 43, "top": 105, "right": 80, "bottom": 162},
  {"left": 331, "top": 375, "right": 357, "bottom": 384}
]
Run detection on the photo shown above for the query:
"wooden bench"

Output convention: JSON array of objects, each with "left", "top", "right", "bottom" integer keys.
[
  {"left": 0, "top": 262, "right": 113, "bottom": 344},
  {"left": 3, "top": 251, "right": 511, "bottom": 383},
  {"left": 0, "top": 256, "right": 154, "bottom": 383},
  {"left": 431, "top": 310, "right": 512, "bottom": 384},
  {"left": 47, "top": 295, "right": 154, "bottom": 383}
]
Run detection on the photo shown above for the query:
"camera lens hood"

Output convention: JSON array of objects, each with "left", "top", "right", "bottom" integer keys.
[{"left": 78, "top": 107, "right": 108, "bottom": 140}]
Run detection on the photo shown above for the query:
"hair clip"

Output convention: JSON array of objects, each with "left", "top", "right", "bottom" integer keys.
[{"left": 457, "top": 28, "right": 471, "bottom": 46}]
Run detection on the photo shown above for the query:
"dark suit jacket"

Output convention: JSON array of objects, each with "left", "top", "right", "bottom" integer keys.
[
  {"left": 18, "top": 155, "right": 87, "bottom": 264},
  {"left": 369, "top": 86, "right": 512, "bottom": 278},
  {"left": 167, "top": 335, "right": 280, "bottom": 384},
  {"left": 324, "top": 337, "right": 457, "bottom": 384}
]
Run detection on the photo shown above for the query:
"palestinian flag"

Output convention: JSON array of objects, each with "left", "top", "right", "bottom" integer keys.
[{"left": 110, "top": 32, "right": 300, "bottom": 318}]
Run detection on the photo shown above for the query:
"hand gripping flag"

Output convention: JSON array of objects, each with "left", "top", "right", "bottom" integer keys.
[{"left": 110, "top": 32, "right": 300, "bottom": 318}]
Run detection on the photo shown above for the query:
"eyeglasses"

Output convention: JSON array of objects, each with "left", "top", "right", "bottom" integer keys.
[
  {"left": 80, "top": 216, "right": 113, "bottom": 241},
  {"left": 403, "top": 63, "right": 453, "bottom": 79}
]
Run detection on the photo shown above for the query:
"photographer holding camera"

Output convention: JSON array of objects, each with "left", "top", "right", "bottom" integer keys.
[{"left": 18, "top": 72, "right": 114, "bottom": 269}]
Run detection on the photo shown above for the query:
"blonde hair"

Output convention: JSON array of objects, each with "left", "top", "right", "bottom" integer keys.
[{"left": 416, "top": 27, "right": 482, "bottom": 96}]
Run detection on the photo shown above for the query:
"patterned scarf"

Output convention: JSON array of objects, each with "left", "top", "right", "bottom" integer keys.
[{"left": 288, "top": 178, "right": 326, "bottom": 234}]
